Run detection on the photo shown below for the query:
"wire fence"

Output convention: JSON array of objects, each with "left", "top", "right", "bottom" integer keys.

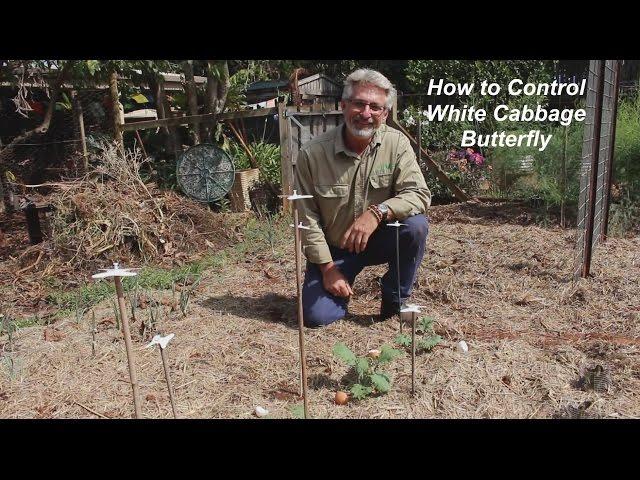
[
  {"left": 0, "top": 87, "right": 115, "bottom": 211},
  {"left": 573, "top": 60, "right": 621, "bottom": 280}
]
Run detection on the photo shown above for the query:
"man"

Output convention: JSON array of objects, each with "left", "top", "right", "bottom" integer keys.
[{"left": 295, "top": 68, "right": 431, "bottom": 328}]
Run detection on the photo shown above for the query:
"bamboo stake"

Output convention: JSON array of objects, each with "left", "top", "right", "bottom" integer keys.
[
  {"left": 92, "top": 263, "right": 141, "bottom": 419},
  {"left": 114, "top": 276, "right": 142, "bottom": 419},
  {"left": 293, "top": 206, "right": 309, "bottom": 418},
  {"left": 285, "top": 190, "right": 313, "bottom": 419},
  {"left": 145, "top": 333, "right": 179, "bottom": 419}
]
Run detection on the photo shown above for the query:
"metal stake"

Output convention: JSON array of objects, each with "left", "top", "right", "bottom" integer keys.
[
  {"left": 91, "top": 310, "right": 96, "bottom": 357},
  {"left": 92, "top": 262, "right": 141, "bottom": 419},
  {"left": 401, "top": 304, "right": 422, "bottom": 397},
  {"left": 411, "top": 310, "right": 416, "bottom": 395},
  {"left": 387, "top": 221, "right": 406, "bottom": 333}
]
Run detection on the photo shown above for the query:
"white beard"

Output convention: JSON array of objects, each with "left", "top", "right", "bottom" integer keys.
[{"left": 345, "top": 119, "right": 378, "bottom": 138}]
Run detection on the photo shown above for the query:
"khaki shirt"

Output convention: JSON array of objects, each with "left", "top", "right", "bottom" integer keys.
[{"left": 295, "top": 123, "right": 431, "bottom": 264}]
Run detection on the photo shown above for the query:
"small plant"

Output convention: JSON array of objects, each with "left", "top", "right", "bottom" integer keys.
[
  {"left": 332, "top": 343, "right": 403, "bottom": 400},
  {"left": 128, "top": 279, "right": 141, "bottom": 322},
  {"left": 109, "top": 297, "right": 121, "bottom": 330},
  {"left": 2, "top": 355, "right": 22, "bottom": 380},
  {"left": 289, "top": 403, "right": 305, "bottom": 419},
  {"left": 179, "top": 274, "right": 201, "bottom": 318},
  {"left": 1, "top": 312, "right": 16, "bottom": 352},
  {"left": 141, "top": 291, "right": 162, "bottom": 340},
  {"left": 395, "top": 316, "right": 442, "bottom": 353},
  {"left": 75, "top": 286, "right": 88, "bottom": 326}
]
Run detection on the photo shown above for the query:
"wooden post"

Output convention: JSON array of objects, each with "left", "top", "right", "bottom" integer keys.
[
  {"left": 278, "top": 102, "right": 293, "bottom": 213},
  {"left": 24, "top": 203, "right": 43, "bottom": 245},
  {"left": 71, "top": 90, "right": 88, "bottom": 170},
  {"left": 108, "top": 69, "right": 124, "bottom": 153},
  {"left": 113, "top": 276, "right": 142, "bottom": 418},
  {"left": 293, "top": 206, "right": 309, "bottom": 418}
]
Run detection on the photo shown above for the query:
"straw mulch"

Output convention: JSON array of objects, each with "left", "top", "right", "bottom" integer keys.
[{"left": 1, "top": 201, "right": 638, "bottom": 419}]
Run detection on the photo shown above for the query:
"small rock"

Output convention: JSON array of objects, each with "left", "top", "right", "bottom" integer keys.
[{"left": 457, "top": 340, "right": 469, "bottom": 353}]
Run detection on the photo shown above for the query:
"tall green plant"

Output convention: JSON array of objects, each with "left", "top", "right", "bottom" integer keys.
[{"left": 226, "top": 140, "right": 281, "bottom": 188}]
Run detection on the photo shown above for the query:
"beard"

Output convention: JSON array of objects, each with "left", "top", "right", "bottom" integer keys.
[{"left": 345, "top": 116, "right": 379, "bottom": 138}]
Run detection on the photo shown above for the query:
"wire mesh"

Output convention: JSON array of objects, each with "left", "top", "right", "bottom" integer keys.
[
  {"left": 0, "top": 84, "right": 115, "bottom": 209},
  {"left": 573, "top": 60, "right": 620, "bottom": 280}
]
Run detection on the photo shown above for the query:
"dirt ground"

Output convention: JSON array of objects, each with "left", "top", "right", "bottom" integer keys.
[{"left": 1, "top": 202, "right": 639, "bottom": 419}]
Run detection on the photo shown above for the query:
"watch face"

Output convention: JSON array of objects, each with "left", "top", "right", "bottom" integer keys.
[{"left": 378, "top": 203, "right": 389, "bottom": 214}]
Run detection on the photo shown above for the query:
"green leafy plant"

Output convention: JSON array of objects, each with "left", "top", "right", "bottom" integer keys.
[
  {"left": 332, "top": 343, "right": 403, "bottom": 400},
  {"left": 395, "top": 316, "right": 442, "bottom": 353},
  {"left": 225, "top": 140, "right": 281, "bottom": 188}
]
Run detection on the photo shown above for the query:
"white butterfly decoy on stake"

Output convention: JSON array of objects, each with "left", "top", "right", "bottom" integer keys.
[
  {"left": 287, "top": 189, "right": 313, "bottom": 200},
  {"left": 91, "top": 262, "right": 139, "bottom": 279},
  {"left": 145, "top": 333, "right": 179, "bottom": 419},
  {"left": 145, "top": 333, "right": 175, "bottom": 350},
  {"left": 284, "top": 188, "right": 314, "bottom": 418},
  {"left": 290, "top": 222, "right": 311, "bottom": 230},
  {"left": 386, "top": 220, "right": 406, "bottom": 228},
  {"left": 91, "top": 261, "right": 142, "bottom": 418}
]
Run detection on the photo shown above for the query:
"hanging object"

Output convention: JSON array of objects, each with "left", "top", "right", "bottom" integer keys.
[{"left": 176, "top": 143, "right": 235, "bottom": 203}]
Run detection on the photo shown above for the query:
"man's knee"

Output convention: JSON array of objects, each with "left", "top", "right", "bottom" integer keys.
[
  {"left": 402, "top": 214, "right": 429, "bottom": 243},
  {"left": 303, "top": 301, "right": 345, "bottom": 328}
]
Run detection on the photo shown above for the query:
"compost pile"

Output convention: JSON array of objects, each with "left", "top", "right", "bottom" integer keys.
[{"left": 3, "top": 143, "right": 245, "bottom": 284}]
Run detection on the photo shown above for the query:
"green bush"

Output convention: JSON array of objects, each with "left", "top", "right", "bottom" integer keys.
[
  {"left": 609, "top": 91, "right": 640, "bottom": 236},
  {"left": 614, "top": 91, "right": 640, "bottom": 202},
  {"left": 225, "top": 140, "right": 281, "bottom": 188}
]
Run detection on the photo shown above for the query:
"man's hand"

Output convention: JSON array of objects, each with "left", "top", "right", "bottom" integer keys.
[
  {"left": 319, "top": 262, "right": 353, "bottom": 298},
  {"left": 340, "top": 210, "right": 380, "bottom": 253}
]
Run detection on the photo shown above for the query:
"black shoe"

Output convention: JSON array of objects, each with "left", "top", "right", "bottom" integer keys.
[{"left": 379, "top": 300, "right": 401, "bottom": 321}]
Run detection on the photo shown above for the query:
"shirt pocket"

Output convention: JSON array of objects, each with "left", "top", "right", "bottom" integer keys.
[
  {"left": 314, "top": 184, "right": 349, "bottom": 198},
  {"left": 369, "top": 173, "right": 393, "bottom": 189}
]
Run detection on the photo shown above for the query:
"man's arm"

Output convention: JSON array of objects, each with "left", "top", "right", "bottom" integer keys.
[
  {"left": 294, "top": 148, "right": 332, "bottom": 264},
  {"left": 383, "top": 135, "right": 432, "bottom": 219},
  {"left": 340, "top": 135, "right": 431, "bottom": 253},
  {"left": 295, "top": 149, "right": 353, "bottom": 298}
]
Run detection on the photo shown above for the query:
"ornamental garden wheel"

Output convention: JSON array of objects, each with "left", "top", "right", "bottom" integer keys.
[{"left": 176, "top": 143, "right": 235, "bottom": 203}]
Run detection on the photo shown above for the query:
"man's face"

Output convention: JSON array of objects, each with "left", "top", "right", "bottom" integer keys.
[{"left": 341, "top": 83, "right": 389, "bottom": 139}]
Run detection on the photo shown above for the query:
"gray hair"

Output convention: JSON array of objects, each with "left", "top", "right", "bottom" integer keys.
[{"left": 342, "top": 68, "right": 397, "bottom": 110}]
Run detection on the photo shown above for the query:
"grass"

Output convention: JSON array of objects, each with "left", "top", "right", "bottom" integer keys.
[
  {"left": 46, "top": 250, "right": 229, "bottom": 321},
  {"left": 41, "top": 211, "right": 291, "bottom": 324},
  {"left": 3, "top": 210, "right": 291, "bottom": 333}
]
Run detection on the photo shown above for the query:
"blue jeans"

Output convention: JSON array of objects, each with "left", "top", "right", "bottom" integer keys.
[{"left": 302, "top": 214, "right": 429, "bottom": 327}]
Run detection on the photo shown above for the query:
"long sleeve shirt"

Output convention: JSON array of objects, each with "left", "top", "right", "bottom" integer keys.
[{"left": 294, "top": 123, "right": 431, "bottom": 264}]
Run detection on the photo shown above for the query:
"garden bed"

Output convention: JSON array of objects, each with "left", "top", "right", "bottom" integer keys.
[{"left": 1, "top": 201, "right": 638, "bottom": 419}]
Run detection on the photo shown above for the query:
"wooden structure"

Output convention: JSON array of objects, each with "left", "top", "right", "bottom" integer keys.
[{"left": 116, "top": 99, "right": 469, "bottom": 212}]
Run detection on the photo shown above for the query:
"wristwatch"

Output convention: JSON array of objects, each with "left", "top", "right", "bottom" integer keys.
[{"left": 377, "top": 203, "right": 390, "bottom": 221}]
